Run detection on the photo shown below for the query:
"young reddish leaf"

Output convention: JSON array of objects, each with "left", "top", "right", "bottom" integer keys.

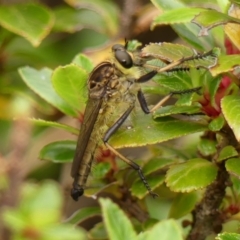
[
  {"left": 0, "top": 3, "right": 54, "bottom": 46},
  {"left": 39, "top": 140, "right": 76, "bottom": 163},
  {"left": 166, "top": 158, "right": 218, "bottom": 192},
  {"left": 19, "top": 67, "right": 76, "bottom": 117},
  {"left": 221, "top": 95, "right": 240, "bottom": 141},
  {"left": 225, "top": 158, "right": 240, "bottom": 178}
]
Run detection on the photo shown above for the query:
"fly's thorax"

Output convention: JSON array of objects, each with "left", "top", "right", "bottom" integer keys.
[{"left": 88, "top": 62, "right": 115, "bottom": 99}]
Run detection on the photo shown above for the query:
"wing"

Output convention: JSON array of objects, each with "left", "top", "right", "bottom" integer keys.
[{"left": 71, "top": 62, "right": 114, "bottom": 178}]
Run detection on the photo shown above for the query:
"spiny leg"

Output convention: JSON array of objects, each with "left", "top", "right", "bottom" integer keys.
[
  {"left": 134, "top": 66, "right": 202, "bottom": 114},
  {"left": 137, "top": 87, "right": 201, "bottom": 113},
  {"left": 141, "top": 49, "right": 216, "bottom": 74},
  {"left": 103, "top": 105, "right": 158, "bottom": 198}
]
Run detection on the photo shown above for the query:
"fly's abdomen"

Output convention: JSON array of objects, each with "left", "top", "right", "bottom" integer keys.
[{"left": 71, "top": 105, "right": 114, "bottom": 201}]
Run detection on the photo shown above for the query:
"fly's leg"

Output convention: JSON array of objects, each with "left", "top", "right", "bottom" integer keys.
[
  {"left": 137, "top": 87, "right": 201, "bottom": 113},
  {"left": 103, "top": 105, "right": 158, "bottom": 198},
  {"left": 135, "top": 69, "right": 201, "bottom": 113}
]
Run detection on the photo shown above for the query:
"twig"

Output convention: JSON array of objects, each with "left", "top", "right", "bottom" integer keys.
[
  {"left": 187, "top": 125, "right": 238, "bottom": 240},
  {"left": 187, "top": 163, "right": 228, "bottom": 240},
  {"left": 117, "top": 0, "right": 141, "bottom": 39}
]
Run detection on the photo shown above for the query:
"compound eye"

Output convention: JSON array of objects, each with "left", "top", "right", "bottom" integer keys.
[{"left": 112, "top": 44, "right": 133, "bottom": 69}]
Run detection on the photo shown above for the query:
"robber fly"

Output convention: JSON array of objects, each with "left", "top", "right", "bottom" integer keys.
[
  {"left": 70, "top": 42, "right": 214, "bottom": 201},
  {"left": 70, "top": 43, "right": 161, "bottom": 201}
]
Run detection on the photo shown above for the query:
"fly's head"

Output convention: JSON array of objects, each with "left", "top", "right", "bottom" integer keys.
[
  {"left": 111, "top": 43, "right": 141, "bottom": 80},
  {"left": 88, "top": 44, "right": 139, "bottom": 100},
  {"left": 112, "top": 44, "right": 133, "bottom": 69}
]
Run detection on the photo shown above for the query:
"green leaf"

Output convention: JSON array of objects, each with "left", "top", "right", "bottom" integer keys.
[
  {"left": 39, "top": 140, "right": 76, "bottom": 163},
  {"left": 197, "top": 139, "right": 216, "bottom": 156},
  {"left": 221, "top": 95, "right": 240, "bottom": 141},
  {"left": 154, "top": 105, "right": 201, "bottom": 118},
  {"left": 208, "top": 115, "right": 225, "bottom": 131},
  {"left": 139, "top": 219, "right": 183, "bottom": 240},
  {"left": 42, "top": 224, "right": 86, "bottom": 240},
  {"left": 226, "top": 158, "right": 240, "bottom": 178},
  {"left": 110, "top": 113, "right": 207, "bottom": 149},
  {"left": 3, "top": 182, "right": 62, "bottom": 227},
  {"left": 53, "top": 6, "right": 107, "bottom": 34},
  {"left": 89, "top": 222, "right": 107, "bottom": 239},
  {"left": 142, "top": 43, "right": 195, "bottom": 62},
  {"left": 99, "top": 198, "right": 137, "bottom": 240},
  {"left": 143, "top": 158, "right": 178, "bottom": 175},
  {"left": 151, "top": 0, "right": 185, "bottom": 10},
  {"left": 51, "top": 64, "right": 88, "bottom": 113},
  {"left": 207, "top": 76, "right": 222, "bottom": 109},
  {"left": 166, "top": 158, "right": 218, "bottom": 192},
  {"left": 192, "top": 9, "right": 240, "bottom": 36},
  {"left": 175, "top": 90, "right": 197, "bottom": 106},
  {"left": 19, "top": 67, "right": 76, "bottom": 116},
  {"left": 169, "top": 192, "right": 198, "bottom": 218},
  {"left": 218, "top": 146, "right": 238, "bottom": 162},
  {"left": 216, "top": 232, "right": 240, "bottom": 240},
  {"left": 151, "top": 0, "right": 215, "bottom": 50},
  {"left": 65, "top": 207, "right": 101, "bottom": 225},
  {"left": 152, "top": 8, "right": 206, "bottom": 25},
  {"left": 154, "top": 71, "right": 194, "bottom": 92},
  {"left": 210, "top": 55, "right": 240, "bottom": 76},
  {"left": 65, "top": 0, "right": 119, "bottom": 36},
  {"left": 131, "top": 175, "right": 165, "bottom": 199},
  {"left": 92, "top": 162, "right": 111, "bottom": 179},
  {"left": 30, "top": 118, "right": 79, "bottom": 135},
  {"left": 142, "top": 43, "right": 217, "bottom": 71},
  {"left": 84, "top": 182, "right": 120, "bottom": 199},
  {"left": 141, "top": 43, "right": 195, "bottom": 62},
  {"left": 72, "top": 54, "right": 94, "bottom": 73},
  {"left": 0, "top": 3, "right": 54, "bottom": 46}
]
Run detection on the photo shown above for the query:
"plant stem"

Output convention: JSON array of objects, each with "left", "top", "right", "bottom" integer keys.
[{"left": 187, "top": 162, "right": 229, "bottom": 240}]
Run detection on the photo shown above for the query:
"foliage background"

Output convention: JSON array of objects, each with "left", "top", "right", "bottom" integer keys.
[{"left": 1, "top": 0, "right": 240, "bottom": 240}]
